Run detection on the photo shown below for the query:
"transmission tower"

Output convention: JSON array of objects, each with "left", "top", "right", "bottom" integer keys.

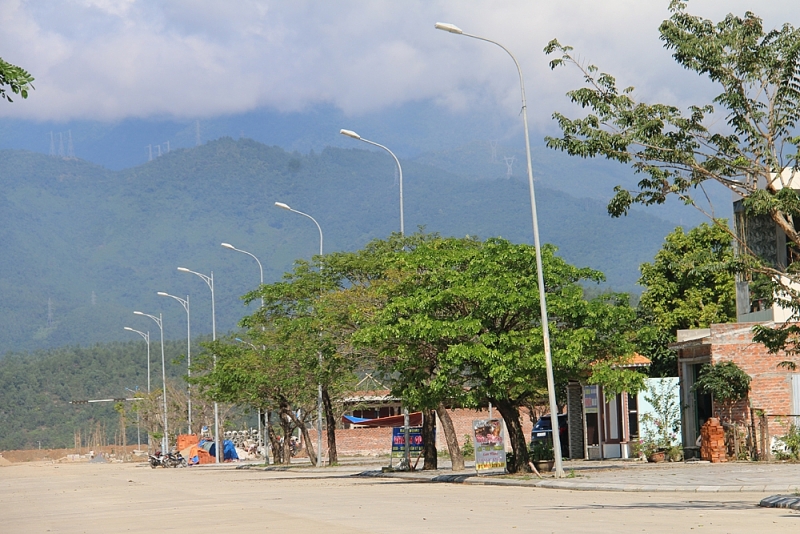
[
  {"left": 49, "top": 132, "right": 55, "bottom": 157},
  {"left": 67, "top": 130, "right": 75, "bottom": 159},
  {"left": 47, "top": 298, "right": 53, "bottom": 327},
  {"left": 504, "top": 155, "right": 515, "bottom": 178},
  {"left": 58, "top": 133, "right": 65, "bottom": 158},
  {"left": 146, "top": 145, "right": 152, "bottom": 161},
  {"left": 489, "top": 140, "right": 498, "bottom": 162}
]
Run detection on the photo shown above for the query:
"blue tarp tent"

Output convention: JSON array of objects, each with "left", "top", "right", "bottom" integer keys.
[{"left": 200, "top": 439, "right": 239, "bottom": 461}]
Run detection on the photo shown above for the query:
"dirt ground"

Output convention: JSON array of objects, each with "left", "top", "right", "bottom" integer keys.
[
  {"left": 0, "top": 445, "right": 146, "bottom": 464},
  {"left": 1, "top": 460, "right": 799, "bottom": 533}
]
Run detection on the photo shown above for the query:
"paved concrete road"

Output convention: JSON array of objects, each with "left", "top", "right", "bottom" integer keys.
[{"left": 1, "top": 461, "right": 798, "bottom": 533}]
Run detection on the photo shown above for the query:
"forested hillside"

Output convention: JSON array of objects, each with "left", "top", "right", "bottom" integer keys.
[
  {"left": 0, "top": 340, "right": 188, "bottom": 450},
  {"left": 0, "top": 137, "right": 676, "bottom": 354}
]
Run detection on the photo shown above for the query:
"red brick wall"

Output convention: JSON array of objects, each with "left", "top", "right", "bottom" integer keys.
[
  {"left": 708, "top": 323, "right": 800, "bottom": 436},
  {"left": 304, "top": 407, "right": 536, "bottom": 456}
]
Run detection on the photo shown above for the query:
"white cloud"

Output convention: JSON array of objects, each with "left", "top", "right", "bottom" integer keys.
[{"left": 0, "top": 0, "right": 798, "bottom": 128}]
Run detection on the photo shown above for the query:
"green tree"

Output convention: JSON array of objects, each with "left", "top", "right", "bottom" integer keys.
[
  {"left": 545, "top": 1, "right": 799, "bottom": 352},
  {"left": 355, "top": 236, "right": 645, "bottom": 472},
  {"left": 0, "top": 57, "right": 34, "bottom": 102},
  {"left": 636, "top": 223, "right": 736, "bottom": 376}
]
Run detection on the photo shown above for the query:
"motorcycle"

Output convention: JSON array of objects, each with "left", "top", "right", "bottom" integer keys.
[
  {"left": 148, "top": 451, "right": 164, "bottom": 469},
  {"left": 165, "top": 451, "right": 187, "bottom": 468},
  {"left": 148, "top": 450, "right": 187, "bottom": 468}
]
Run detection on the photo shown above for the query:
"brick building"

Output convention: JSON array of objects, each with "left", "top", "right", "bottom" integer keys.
[{"left": 671, "top": 323, "right": 800, "bottom": 458}]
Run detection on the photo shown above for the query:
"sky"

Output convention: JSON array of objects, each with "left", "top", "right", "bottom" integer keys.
[{"left": 2, "top": 0, "right": 798, "bottom": 135}]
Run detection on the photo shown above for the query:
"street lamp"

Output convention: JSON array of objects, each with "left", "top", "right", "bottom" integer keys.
[
  {"left": 222, "top": 242, "right": 266, "bottom": 455},
  {"left": 221, "top": 243, "right": 265, "bottom": 307},
  {"left": 123, "top": 327, "right": 151, "bottom": 393},
  {"left": 177, "top": 266, "right": 221, "bottom": 463},
  {"left": 158, "top": 291, "right": 192, "bottom": 435},
  {"left": 133, "top": 311, "right": 168, "bottom": 454},
  {"left": 339, "top": 129, "right": 405, "bottom": 235},
  {"left": 337, "top": 131, "right": 411, "bottom": 468},
  {"left": 435, "top": 21, "right": 565, "bottom": 477},
  {"left": 274, "top": 201, "right": 324, "bottom": 467},
  {"left": 235, "top": 337, "right": 267, "bottom": 462}
]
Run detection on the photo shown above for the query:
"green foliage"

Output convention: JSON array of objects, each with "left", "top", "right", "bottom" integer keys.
[
  {"left": 546, "top": 4, "right": 800, "bottom": 227},
  {"left": 639, "top": 379, "right": 681, "bottom": 454},
  {"left": 530, "top": 440, "right": 554, "bottom": 462},
  {"left": 692, "top": 361, "right": 751, "bottom": 402},
  {"left": 547, "top": 3, "right": 800, "bottom": 356},
  {"left": 774, "top": 424, "right": 800, "bottom": 460},
  {"left": 460, "top": 434, "right": 475, "bottom": 459},
  {"left": 0, "top": 57, "right": 34, "bottom": 102},
  {"left": 634, "top": 223, "right": 736, "bottom": 377},
  {"left": 0, "top": 340, "right": 188, "bottom": 450}
]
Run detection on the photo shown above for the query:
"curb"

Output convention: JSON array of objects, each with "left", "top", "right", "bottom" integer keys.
[
  {"left": 356, "top": 470, "right": 800, "bottom": 493},
  {"left": 759, "top": 495, "right": 800, "bottom": 510}
]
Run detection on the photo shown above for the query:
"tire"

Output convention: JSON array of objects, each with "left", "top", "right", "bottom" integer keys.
[{"left": 180, "top": 458, "right": 187, "bottom": 468}]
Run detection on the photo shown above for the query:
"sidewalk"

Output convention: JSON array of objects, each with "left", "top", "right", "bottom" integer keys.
[{"left": 354, "top": 459, "right": 800, "bottom": 493}]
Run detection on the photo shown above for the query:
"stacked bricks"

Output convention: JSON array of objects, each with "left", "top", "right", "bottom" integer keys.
[
  {"left": 708, "top": 323, "right": 799, "bottom": 439},
  {"left": 700, "top": 417, "right": 726, "bottom": 463}
]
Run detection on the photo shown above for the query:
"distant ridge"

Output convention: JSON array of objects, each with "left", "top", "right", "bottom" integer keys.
[{"left": 0, "top": 138, "right": 676, "bottom": 353}]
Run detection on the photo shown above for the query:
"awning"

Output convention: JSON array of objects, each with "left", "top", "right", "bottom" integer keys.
[{"left": 342, "top": 412, "right": 423, "bottom": 428}]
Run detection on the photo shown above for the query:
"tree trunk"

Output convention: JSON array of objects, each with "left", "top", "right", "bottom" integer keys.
[
  {"left": 493, "top": 397, "right": 530, "bottom": 473},
  {"left": 285, "top": 408, "right": 317, "bottom": 466},
  {"left": 436, "top": 402, "right": 464, "bottom": 471},
  {"left": 278, "top": 405, "right": 293, "bottom": 464},
  {"left": 421, "top": 407, "right": 438, "bottom": 470},
  {"left": 266, "top": 412, "right": 283, "bottom": 464},
  {"left": 322, "top": 386, "right": 338, "bottom": 465}
]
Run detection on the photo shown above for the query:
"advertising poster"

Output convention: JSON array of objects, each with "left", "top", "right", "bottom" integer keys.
[
  {"left": 584, "top": 385, "right": 599, "bottom": 414},
  {"left": 472, "top": 419, "right": 506, "bottom": 474},
  {"left": 391, "top": 427, "right": 424, "bottom": 458}
]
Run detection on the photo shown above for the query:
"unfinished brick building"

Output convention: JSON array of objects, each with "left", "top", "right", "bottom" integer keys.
[{"left": 672, "top": 323, "right": 800, "bottom": 458}]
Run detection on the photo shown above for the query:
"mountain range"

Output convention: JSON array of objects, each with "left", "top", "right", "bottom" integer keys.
[{"left": 0, "top": 133, "right": 708, "bottom": 354}]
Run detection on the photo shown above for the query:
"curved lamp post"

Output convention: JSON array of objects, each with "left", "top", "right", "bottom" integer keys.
[
  {"left": 123, "top": 327, "right": 151, "bottom": 393},
  {"left": 275, "top": 201, "right": 324, "bottom": 467},
  {"left": 133, "top": 311, "right": 168, "bottom": 453},
  {"left": 339, "top": 129, "right": 404, "bottom": 235},
  {"left": 222, "top": 243, "right": 266, "bottom": 453},
  {"left": 339, "top": 131, "right": 411, "bottom": 468},
  {"left": 221, "top": 243, "right": 265, "bottom": 307},
  {"left": 435, "top": 21, "right": 564, "bottom": 477},
  {"left": 158, "top": 292, "right": 192, "bottom": 435},
  {"left": 177, "top": 267, "right": 221, "bottom": 463}
]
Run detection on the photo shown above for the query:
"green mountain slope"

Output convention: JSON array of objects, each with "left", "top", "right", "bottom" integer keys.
[{"left": 0, "top": 138, "right": 676, "bottom": 353}]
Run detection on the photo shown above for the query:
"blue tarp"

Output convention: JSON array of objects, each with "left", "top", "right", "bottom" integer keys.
[
  {"left": 342, "top": 415, "right": 372, "bottom": 424},
  {"left": 199, "top": 439, "right": 239, "bottom": 461}
]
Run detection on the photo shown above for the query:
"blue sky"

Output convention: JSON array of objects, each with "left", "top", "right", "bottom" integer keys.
[{"left": 2, "top": 0, "right": 797, "bottom": 135}]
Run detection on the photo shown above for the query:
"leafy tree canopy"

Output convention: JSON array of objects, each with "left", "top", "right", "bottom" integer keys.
[
  {"left": 635, "top": 222, "right": 736, "bottom": 376},
  {"left": 545, "top": 1, "right": 800, "bottom": 250},
  {"left": 0, "top": 57, "right": 34, "bottom": 102}
]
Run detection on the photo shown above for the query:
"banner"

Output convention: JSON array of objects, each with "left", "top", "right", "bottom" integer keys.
[
  {"left": 472, "top": 419, "right": 506, "bottom": 473},
  {"left": 391, "top": 427, "right": 423, "bottom": 458}
]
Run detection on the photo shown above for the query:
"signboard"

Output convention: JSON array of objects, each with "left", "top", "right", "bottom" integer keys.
[
  {"left": 391, "top": 427, "right": 423, "bottom": 458},
  {"left": 584, "top": 385, "right": 599, "bottom": 414},
  {"left": 472, "top": 419, "right": 506, "bottom": 474}
]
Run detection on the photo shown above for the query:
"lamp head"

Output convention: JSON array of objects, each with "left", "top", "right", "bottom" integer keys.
[
  {"left": 124, "top": 327, "right": 134, "bottom": 332},
  {"left": 157, "top": 292, "right": 169, "bottom": 297},
  {"left": 339, "top": 129, "right": 361, "bottom": 140},
  {"left": 133, "top": 311, "right": 144, "bottom": 316},
  {"left": 274, "top": 202, "right": 291, "bottom": 211},
  {"left": 177, "top": 267, "right": 190, "bottom": 273},
  {"left": 221, "top": 242, "right": 235, "bottom": 250},
  {"left": 435, "top": 22, "right": 463, "bottom": 34}
]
